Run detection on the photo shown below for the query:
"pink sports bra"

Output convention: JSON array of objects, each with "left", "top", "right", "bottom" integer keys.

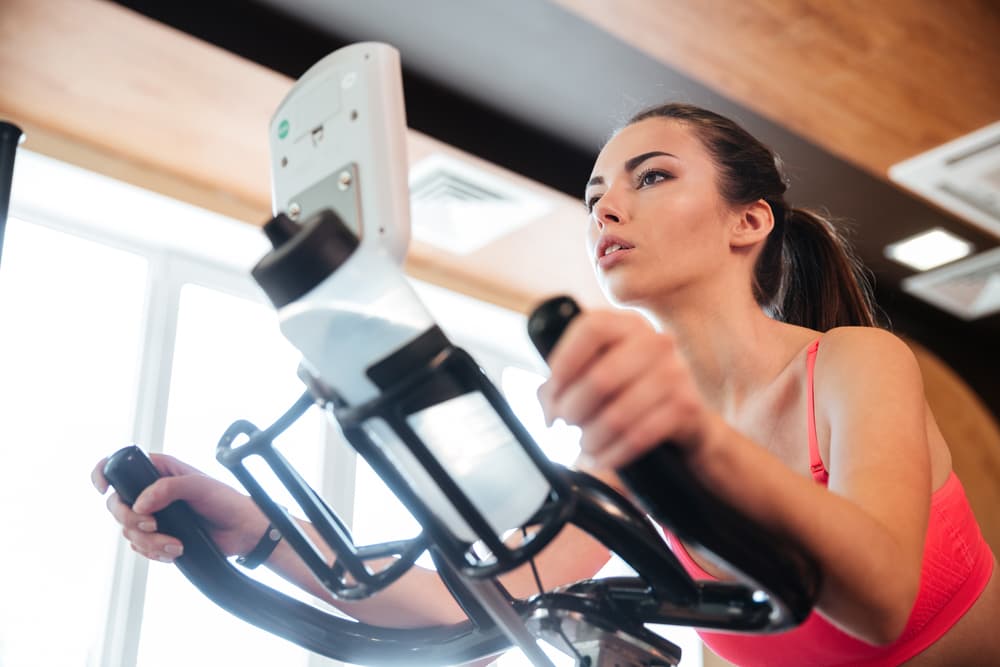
[{"left": 667, "top": 339, "right": 994, "bottom": 666}]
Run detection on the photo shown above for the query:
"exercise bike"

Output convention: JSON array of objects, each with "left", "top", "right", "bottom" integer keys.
[{"left": 104, "top": 43, "right": 820, "bottom": 667}]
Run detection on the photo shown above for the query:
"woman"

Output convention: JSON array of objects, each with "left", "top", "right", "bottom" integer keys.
[{"left": 94, "top": 104, "right": 998, "bottom": 665}]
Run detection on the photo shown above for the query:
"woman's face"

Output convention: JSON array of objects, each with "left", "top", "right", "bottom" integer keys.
[{"left": 584, "top": 118, "right": 733, "bottom": 308}]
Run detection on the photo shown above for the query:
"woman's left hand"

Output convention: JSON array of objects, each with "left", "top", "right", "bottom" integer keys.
[{"left": 537, "top": 309, "right": 716, "bottom": 469}]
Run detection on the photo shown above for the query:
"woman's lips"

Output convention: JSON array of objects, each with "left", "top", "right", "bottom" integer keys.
[{"left": 597, "top": 245, "right": 633, "bottom": 270}]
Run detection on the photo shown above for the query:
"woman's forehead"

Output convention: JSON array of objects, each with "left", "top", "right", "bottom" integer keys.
[{"left": 591, "top": 118, "right": 701, "bottom": 176}]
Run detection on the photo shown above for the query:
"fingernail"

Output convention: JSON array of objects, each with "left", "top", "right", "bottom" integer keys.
[
  {"left": 164, "top": 544, "right": 183, "bottom": 556},
  {"left": 138, "top": 520, "right": 156, "bottom": 532},
  {"left": 157, "top": 555, "right": 174, "bottom": 563},
  {"left": 91, "top": 474, "right": 107, "bottom": 494}
]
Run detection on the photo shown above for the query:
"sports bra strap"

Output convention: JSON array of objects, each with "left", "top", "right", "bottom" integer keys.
[{"left": 806, "top": 339, "right": 829, "bottom": 484}]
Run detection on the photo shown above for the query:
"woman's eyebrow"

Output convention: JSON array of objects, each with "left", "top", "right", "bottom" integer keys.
[
  {"left": 586, "top": 150, "right": 679, "bottom": 188},
  {"left": 624, "top": 150, "right": 677, "bottom": 172}
]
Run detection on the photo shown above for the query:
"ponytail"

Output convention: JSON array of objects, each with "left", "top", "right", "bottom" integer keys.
[{"left": 758, "top": 207, "right": 879, "bottom": 331}]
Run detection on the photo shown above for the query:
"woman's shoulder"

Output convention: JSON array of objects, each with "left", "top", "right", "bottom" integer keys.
[
  {"left": 817, "top": 326, "right": 913, "bottom": 358},
  {"left": 813, "top": 326, "right": 923, "bottom": 393}
]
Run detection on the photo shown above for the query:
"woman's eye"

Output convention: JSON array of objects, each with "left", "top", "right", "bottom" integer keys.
[
  {"left": 638, "top": 170, "right": 671, "bottom": 187},
  {"left": 586, "top": 195, "right": 601, "bottom": 212}
]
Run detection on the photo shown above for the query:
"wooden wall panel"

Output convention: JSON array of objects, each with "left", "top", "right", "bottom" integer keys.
[{"left": 909, "top": 341, "right": 1000, "bottom": 551}]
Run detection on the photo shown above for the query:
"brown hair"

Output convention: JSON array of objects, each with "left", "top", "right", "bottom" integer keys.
[{"left": 627, "top": 103, "right": 879, "bottom": 331}]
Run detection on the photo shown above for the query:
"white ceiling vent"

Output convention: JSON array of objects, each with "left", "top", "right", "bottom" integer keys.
[
  {"left": 408, "top": 154, "right": 552, "bottom": 254},
  {"left": 889, "top": 121, "right": 1000, "bottom": 238},
  {"left": 902, "top": 245, "right": 1000, "bottom": 320}
]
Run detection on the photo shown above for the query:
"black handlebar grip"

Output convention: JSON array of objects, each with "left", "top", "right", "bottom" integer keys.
[
  {"left": 103, "top": 445, "right": 203, "bottom": 540},
  {"left": 102, "top": 445, "right": 227, "bottom": 563},
  {"left": 527, "top": 296, "right": 821, "bottom": 625},
  {"left": 526, "top": 295, "right": 582, "bottom": 361},
  {"left": 103, "top": 445, "right": 164, "bottom": 506}
]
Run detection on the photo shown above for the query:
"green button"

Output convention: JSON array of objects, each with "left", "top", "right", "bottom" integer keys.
[{"left": 277, "top": 119, "right": 290, "bottom": 140}]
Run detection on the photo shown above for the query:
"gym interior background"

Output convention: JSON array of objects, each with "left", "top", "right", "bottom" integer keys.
[{"left": 1, "top": 2, "right": 998, "bottom": 666}]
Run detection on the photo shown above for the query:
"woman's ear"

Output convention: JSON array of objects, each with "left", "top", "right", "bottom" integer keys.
[{"left": 730, "top": 199, "right": 774, "bottom": 249}]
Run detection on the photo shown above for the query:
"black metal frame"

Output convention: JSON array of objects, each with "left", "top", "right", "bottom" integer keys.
[
  {"left": 0, "top": 121, "right": 24, "bottom": 269},
  {"left": 215, "top": 393, "right": 429, "bottom": 600},
  {"left": 215, "top": 344, "right": 578, "bottom": 601},
  {"left": 205, "top": 338, "right": 810, "bottom": 631},
  {"left": 334, "top": 345, "right": 576, "bottom": 578}
]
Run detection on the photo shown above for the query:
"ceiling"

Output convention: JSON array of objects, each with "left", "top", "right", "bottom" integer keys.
[{"left": 108, "top": 0, "right": 1000, "bottom": 414}]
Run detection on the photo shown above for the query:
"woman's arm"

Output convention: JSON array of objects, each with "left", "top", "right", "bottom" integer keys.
[
  {"left": 694, "top": 329, "right": 929, "bottom": 643},
  {"left": 802, "top": 327, "right": 929, "bottom": 642},
  {"left": 262, "top": 518, "right": 612, "bottom": 626},
  {"left": 541, "top": 314, "right": 931, "bottom": 645},
  {"left": 95, "top": 454, "right": 611, "bottom": 628}
]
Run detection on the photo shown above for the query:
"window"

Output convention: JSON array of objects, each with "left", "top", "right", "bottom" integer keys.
[
  {"left": 0, "top": 219, "right": 147, "bottom": 667},
  {"left": 4, "top": 151, "right": 338, "bottom": 667},
  {"left": 135, "top": 281, "right": 328, "bottom": 667}
]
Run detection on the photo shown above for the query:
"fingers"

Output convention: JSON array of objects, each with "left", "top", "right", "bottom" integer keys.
[
  {"left": 93, "top": 455, "right": 182, "bottom": 560},
  {"left": 536, "top": 308, "right": 712, "bottom": 469},
  {"left": 547, "top": 310, "right": 649, "bottom": 385},
  {"left": 539, "top": 310, "right": 653, "bottom": 420},
  {"left": 126, "top": 527, "right": 184, "bottom": 562},
  {"left": 91, "top": 451, "right": 203, "bottom": 495},
  {"left": 93, "top": 453, "right": 200, "bottom": 564},
  {"left": 91, "top": 457, "right": 109, "bottom": 494},
  {"left": 588, "top": 399, "right": 689, "bottom": 469},
  {"left": 132, "top": 474, "right": 201, "bottom": 514},
  {"left": 549, "top": 328, "right": 663, "bottom": 427},
  {"left": 149, "top": 452, "right": 204, "bottom": 477},
  {"left": 131, "top": 541, "right": 184, "bottom": 563},
  {"left": 576, "top": 363, "right": 675, "bottom": 458},
  {"left": 106, "top": 489, "right": 184, "bottom": 562}
]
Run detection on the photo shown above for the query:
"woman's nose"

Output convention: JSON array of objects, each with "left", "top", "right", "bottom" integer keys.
[{"left": 593, "top": 197, "right": 624, "bottom": 228}]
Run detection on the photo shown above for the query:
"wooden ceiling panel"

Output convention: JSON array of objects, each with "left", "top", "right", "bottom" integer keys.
[
  {"left": 553, "top": 0, "right": 1000, "bottom": 179},
  {"left": 0, "top": 0, "right": 283, "bottom": 218}
]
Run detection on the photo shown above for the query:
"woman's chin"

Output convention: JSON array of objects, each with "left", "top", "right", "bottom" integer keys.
[{"left": 600, "top": 276, "right": 645, "bottom": 308}]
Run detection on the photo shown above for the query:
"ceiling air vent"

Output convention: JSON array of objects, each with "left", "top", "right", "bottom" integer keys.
[
  {"left": 408, "top": 154, "right": 552, "bottom": 254},
  {"left": 902, "top": 245, "right": 1000, "bottom": 320},
  {"left": 889, "top": 121, "right": 1000, "bottom": 238}
]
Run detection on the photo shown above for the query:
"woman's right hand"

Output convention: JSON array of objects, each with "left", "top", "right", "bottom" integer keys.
[{"left": 91, "top": 453, "right": 268, "bottom": 564}]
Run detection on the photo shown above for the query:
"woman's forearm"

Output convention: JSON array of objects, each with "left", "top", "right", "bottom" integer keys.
[
  {"left": 263, "top": 516, "right": 611, "bottom": 628},
  {"left": 261, "top": 517, "right": 466, "bottom": 626}
]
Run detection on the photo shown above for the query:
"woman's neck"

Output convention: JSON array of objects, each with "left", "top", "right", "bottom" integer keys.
[{"left": 642, "top": 293, "right": 811, "bottom": 416}]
